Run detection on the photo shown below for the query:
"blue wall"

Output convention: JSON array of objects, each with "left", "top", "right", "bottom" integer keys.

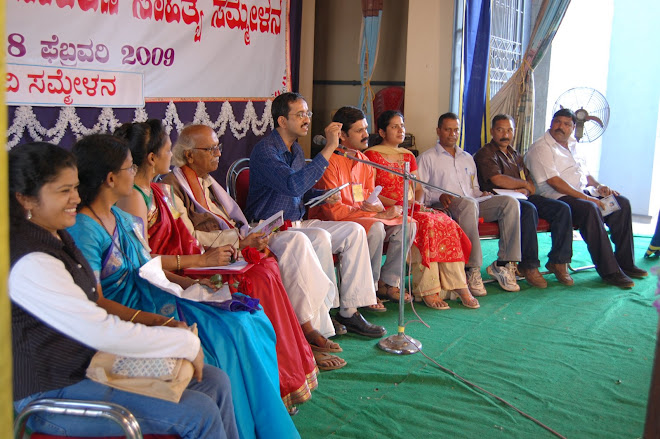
[{"left": 599, "top": 0, "right": 660, "bottom": 216}]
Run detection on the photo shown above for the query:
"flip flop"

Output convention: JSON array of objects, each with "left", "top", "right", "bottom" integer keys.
[
  {"left": 360, "top": 298, "right": 387, "bottom": 313},
  {"left": 305, "top": 329, "right": 343, "bottom": 353},
  {"left": 313, "top": 351, "right": 346, "bottom": 371}
]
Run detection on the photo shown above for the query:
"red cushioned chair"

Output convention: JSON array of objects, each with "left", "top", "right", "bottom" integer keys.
[
  {"left": 373, "top": 86, "right": 405, "bottom": 126},
  {"left": 226, "top": 157, "right": 251, "bottom": 210},
  {"left": 477, "top": 218, "right": 594, "bottom": 274},
  {"left": 226, "top": 158, "right": 344, "bottom": 283},
  {"left": 14, "top": 398, "right": 180, "bottom": 439}
]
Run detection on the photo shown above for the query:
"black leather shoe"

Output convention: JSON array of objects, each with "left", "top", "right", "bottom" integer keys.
[
  {"left": 622, "top": 266, "right": 648, "bottom": 279},
  {"left": 331, "top": 317, "right": 347, "bottom": 336},
  {"left": 603, "top": 271, "right": 635, "bottom": 288},
  {"left": 333, "top": 312, "right": 386, "bottom": 338}
]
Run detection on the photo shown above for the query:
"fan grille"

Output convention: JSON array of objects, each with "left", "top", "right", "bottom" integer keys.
[{"left": 553, "top": 87, "right": 610, "bottom": 142}]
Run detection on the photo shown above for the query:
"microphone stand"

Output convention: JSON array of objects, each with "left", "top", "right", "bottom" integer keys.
[{"left": 332, "top": 148, "right": 461, "bottom": 355}]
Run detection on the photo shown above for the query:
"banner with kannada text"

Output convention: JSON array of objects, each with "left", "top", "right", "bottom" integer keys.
[{"left": 6, "top": 0, "right": 290, "bottom": 106}]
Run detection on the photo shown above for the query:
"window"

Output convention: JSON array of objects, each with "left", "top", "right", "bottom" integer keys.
[{"left": 489, "top": 0, "right": 528, "bottom": 98}]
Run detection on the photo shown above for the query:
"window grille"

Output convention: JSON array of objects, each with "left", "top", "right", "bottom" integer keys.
[{"left": 489, "top": 0, "right": 526, "bottom": 98}]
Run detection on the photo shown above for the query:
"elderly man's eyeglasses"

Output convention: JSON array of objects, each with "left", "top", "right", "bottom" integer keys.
[
  {"left": 194, "top": 145, "right": 223, "bottom": 154},
  {"left": 288, "top": 111, "right": 313, "bottom": 120},
  {"left": 119, "top": 164, "right": 138, "bottom": 175}
]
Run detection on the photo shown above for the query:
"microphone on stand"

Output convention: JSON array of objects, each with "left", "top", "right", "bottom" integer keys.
[
  {"left": 312, "top": 135, "right": 327, "bottom": 146},
  {"left": 313, "top": 135, "right": 351, "bottom": 157}
]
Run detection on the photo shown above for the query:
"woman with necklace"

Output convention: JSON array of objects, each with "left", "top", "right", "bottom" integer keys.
[
  {"left": 364, "top": 110, "right": 479, "bottom": 310},
  {"left": 8, "top": 142, "right": 238, "bottom": 438},
  {"left": 67, "top": 134, "right": 300, "bottom": 439},
  {"left": 115, "top": 120, "right": 319, "bottom": 411}
]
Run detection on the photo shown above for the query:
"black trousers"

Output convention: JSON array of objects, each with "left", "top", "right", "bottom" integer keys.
[
  {"left": 559, "top": 194, "right": 634, "bottom": 277},
  {"left": 519, "top": 195, "right": 573, "bottom": 270}
]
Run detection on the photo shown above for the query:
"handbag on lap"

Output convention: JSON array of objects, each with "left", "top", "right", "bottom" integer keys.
[{"left": 85, "top": 326, "right": 196, "bottom": 403}]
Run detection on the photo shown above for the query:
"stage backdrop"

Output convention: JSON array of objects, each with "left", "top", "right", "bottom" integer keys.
[
  {"left": 7, "top": 0, "right": 290, "bottom": 104},
  {"left": 6, "top": 0, "right": 300, "bottom": 183}
]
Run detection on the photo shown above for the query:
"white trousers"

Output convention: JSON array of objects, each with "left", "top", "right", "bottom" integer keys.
[
  {"left": 296, "top": 219, "right": 377, "bottom": 307},
  {"left": 268, "top": 230, "right": 336, "bottom": 337},
  {"left": 268, "top": 220, "right": 377, "bottom": 337}
]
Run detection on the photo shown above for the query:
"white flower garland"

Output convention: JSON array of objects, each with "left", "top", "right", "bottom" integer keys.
[{"left": 7, "top": 100, "right": 274, "bottom": 149}]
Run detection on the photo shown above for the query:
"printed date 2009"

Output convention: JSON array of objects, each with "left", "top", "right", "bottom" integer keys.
[
  {"left": 121, "top": 45, "right": 175, "bottom": 67},
  {"left": 7, "top": 33, "right": 176, "bottom": 68}
]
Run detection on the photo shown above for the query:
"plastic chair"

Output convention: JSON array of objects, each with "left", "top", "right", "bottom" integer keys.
[{"left": 14, "top": 398, "right": 180, "bottom": 439}]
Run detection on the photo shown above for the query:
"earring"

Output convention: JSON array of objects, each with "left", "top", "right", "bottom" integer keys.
[{"left": 26, "top": 209, "right": 32, "bottom": 220}]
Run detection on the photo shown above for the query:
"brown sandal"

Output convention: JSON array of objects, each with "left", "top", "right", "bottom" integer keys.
[
  {"left": 304, "top": 329, "right": 343, "bottom": 353},
  {"left": 313, "top": 351, "right": 346, "bottom": 371},
  {"left": 377, "top": 283, "right": 412, "bottom": 304}
]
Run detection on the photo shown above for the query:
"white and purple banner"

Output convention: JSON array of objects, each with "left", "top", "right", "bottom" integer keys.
[{"left": 6, "top": 0, "right": 290, "bottom": 106}]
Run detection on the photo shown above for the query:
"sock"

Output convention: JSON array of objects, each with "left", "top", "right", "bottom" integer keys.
[
  {"left": 496, "top": 260, "right": 508, "bottom": 267},
  {"left": 339, "top": 307, "right": 357, "bottom": 318}
]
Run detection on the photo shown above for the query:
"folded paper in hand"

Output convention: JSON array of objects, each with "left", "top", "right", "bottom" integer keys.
[
  {"left": 305, "top": 183, "right": 350, "bottom": 208},
  {"left": 599, "top": 194, "right": 621, "bottom": 217},
  {"left": 248, "top": 210, "right": 284, "bottom": 236},
  {"left": 492, "top": 188, "right": 528, "bottom": 200}
]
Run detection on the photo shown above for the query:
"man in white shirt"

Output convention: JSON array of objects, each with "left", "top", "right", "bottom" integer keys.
[
  {"left": 417, "top": 112, "right": 522, "bottom": 294},
  {"left": 525, "top": 108, "right": 647, "bottom": 288}
]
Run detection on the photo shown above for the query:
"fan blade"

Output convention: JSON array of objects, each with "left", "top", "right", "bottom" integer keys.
[{"left": 586, "top": 115, "right": 604, "bottom": 128}]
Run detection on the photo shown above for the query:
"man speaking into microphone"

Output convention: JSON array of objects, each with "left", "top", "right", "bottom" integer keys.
[
  {"left": 308, "top": 106, "right": 417, "bottom": 307},
  {"left": 246, "top": 93, "right": 387, "bottom": 340}
]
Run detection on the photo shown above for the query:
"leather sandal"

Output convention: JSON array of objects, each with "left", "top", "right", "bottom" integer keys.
[
  {"left": 376, "top": 283, "right": 412, "bottom": 304},
  {"left": 313, "top": 351, "right": 346, "bottom": 371},
  {"left": 414, "top": 290, "right": 450, "bottom": 310},
  {"left": 304, "top": 329, "right": 343, "bottom": 353}
]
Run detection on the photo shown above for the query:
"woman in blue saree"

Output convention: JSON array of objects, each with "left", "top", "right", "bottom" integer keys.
[{"left": 67, "top": 134, "right": 299, "bottom": 439}]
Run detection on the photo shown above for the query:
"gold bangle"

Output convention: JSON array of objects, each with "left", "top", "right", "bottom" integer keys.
[
  {"left": 129, "top": 309, "right": 141, "bottom": 322},
  {"left": 161, "top": 316, "right": 175, "bottom": 326},
  {"left": 176, "top": 255, "right": 181, "bottom": 271}
]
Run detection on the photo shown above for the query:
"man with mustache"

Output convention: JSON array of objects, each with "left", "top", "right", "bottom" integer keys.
[
  {"left": 417, "top": 112, "right": 522, "bottom": 294},
  {"left": 525, "top": 108, "right": 647, "bottom": 288},
  {"left": 473, "top": 114, "right": 574, "bottom": 288},
  {"left": 308, "top": 106, "right": 417, "bottom": 307},
  {"left": 246, "top": 93, "right": 387, "bottom": 339}
]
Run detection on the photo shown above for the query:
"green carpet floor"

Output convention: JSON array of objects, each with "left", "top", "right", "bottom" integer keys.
[{"left": 292, "top": 234, "right": 660, "bottom": 439}]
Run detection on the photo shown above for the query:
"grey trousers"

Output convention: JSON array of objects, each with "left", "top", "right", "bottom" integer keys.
[
  {"left": 435, "top": 195, "right": 521, "bottom": 268},
  {"left": 366, "top": 222, "right": 417, "bottom": 288}
]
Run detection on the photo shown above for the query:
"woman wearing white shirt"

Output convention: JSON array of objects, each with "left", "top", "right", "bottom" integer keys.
[{"left": 9, "top": 142, "right": 238, "bottom": 439}]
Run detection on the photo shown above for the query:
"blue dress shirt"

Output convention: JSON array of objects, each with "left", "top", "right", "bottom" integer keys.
[{"left": 246, "top": 130, "right": 328, "bottom": 221}]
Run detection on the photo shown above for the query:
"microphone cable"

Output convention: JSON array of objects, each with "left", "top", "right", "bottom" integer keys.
[
  {"left": 401, "top": 332, "right": 567, "bottom": 439},
  {"left": 396, "top": 245, "right": 566, "bottom": 438}
]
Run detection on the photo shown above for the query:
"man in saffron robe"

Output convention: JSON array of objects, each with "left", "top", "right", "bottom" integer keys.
[{"left": 308, "top": 106, "right": 416, "bottom": 304}]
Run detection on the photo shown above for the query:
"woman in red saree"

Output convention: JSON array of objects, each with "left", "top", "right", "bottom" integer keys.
[
  {"left": 115, "top": 120, "right": 318, "bottom": 411},
  {"left": 364, "top": 111, "right": 480, "bottom": 310}
]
